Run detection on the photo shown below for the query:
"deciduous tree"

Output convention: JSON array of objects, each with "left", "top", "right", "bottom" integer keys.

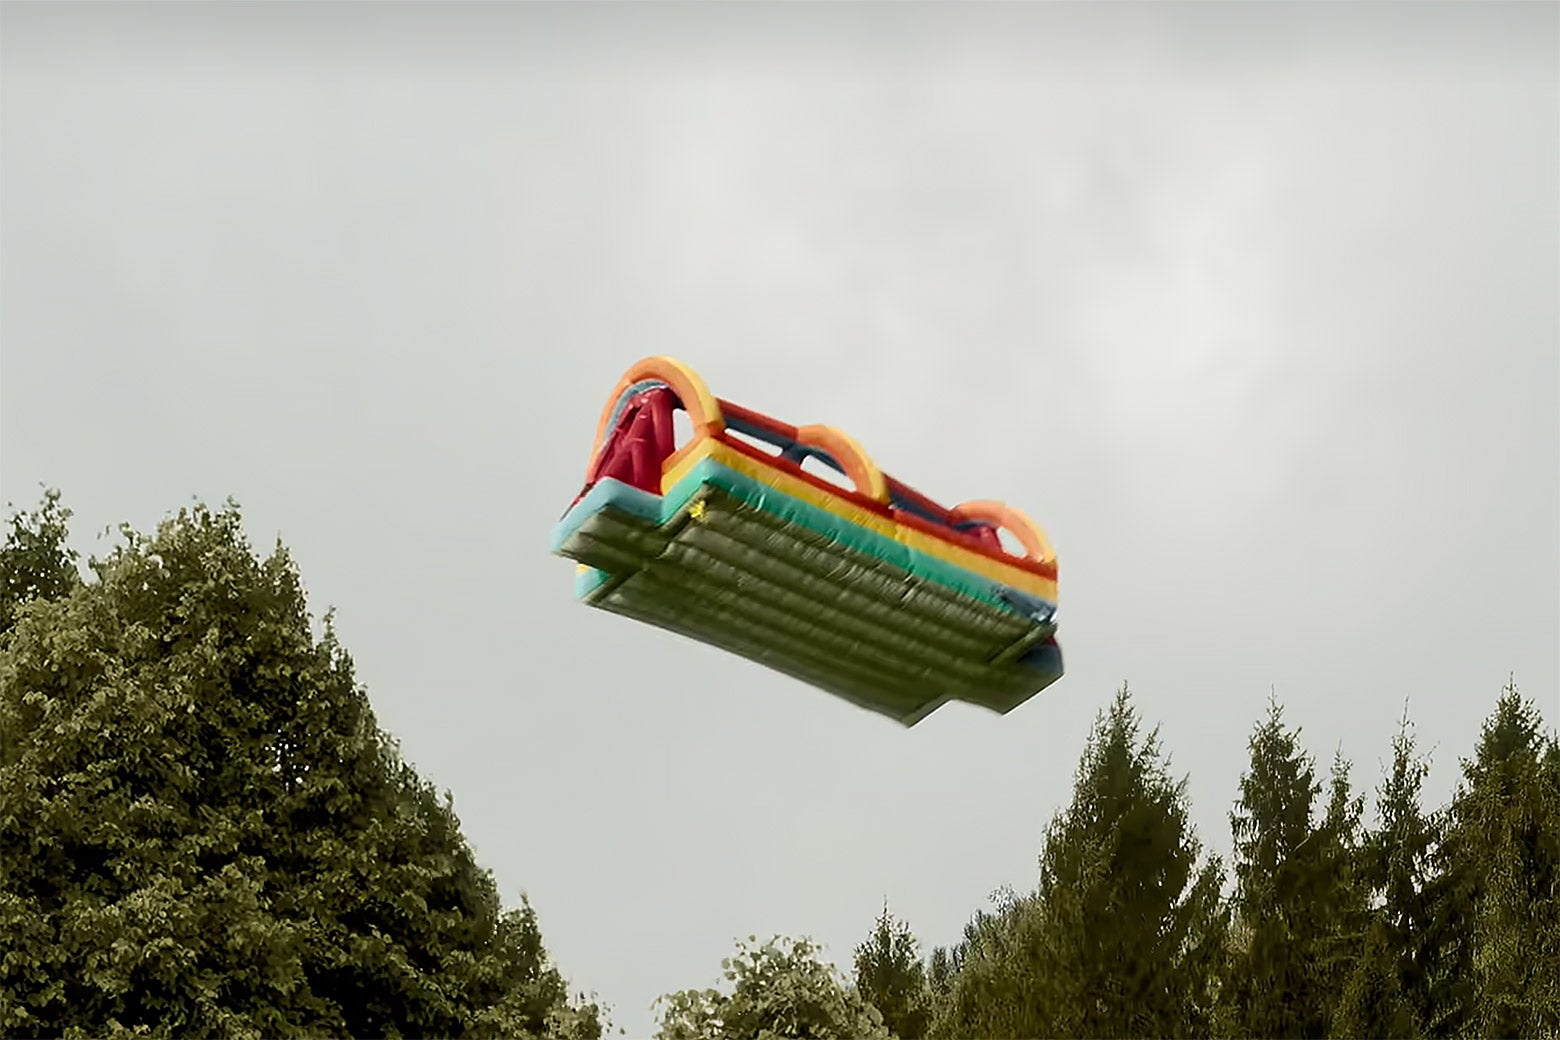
[
  {"left": 0, "top": 496, "right": 601, "bottom": 1039},
  {"left": 655, "top": 935, "right": 888, "bottom": 1040},
  {"left": 0, "top": 488, "right": 79, "bottom": 637}
]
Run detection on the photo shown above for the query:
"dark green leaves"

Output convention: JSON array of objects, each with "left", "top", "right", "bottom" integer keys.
[
  {"left": 1429, "top": 680, "right": 1560, "bottom": 1037},
  {"left": 654, "top": 935, "right": 889, "bottom": 1040},
  {"left": 853, "top": 905, "right": 931, "bottom": 1040},
  {"left": 1222, "top": 697, "right": 1359, "bottom": 1038},
  {"left": 931, "top": 686, "right": 1227, "bottom": 1040},
  {"left": 0, "top": 494, "right": 600, "bottom": 1039},
  {"left": 0, "top": 487, "right": 80, "bottom": 639},
  {"left": 4, "top": 489, "right": 1555, "bottom": 1039}
]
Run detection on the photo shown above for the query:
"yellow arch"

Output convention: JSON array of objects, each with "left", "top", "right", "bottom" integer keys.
[
  {"left": 795, "top": 424, "right": 890, "bottom": 504},
  {"left": 586, "top": 357, "right": 725, "bottom": 478},
  {"left": 950, "top": 500, "right": 1056, "bottom": 566}
]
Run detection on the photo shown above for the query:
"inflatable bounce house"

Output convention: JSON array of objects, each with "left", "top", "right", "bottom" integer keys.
[{"left": 550, "top": 357, "right": 1062, "bottom": 726}]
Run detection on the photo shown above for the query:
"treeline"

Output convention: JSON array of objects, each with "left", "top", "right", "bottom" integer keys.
[
  {"left": 657, "top": 684, "right": 1557, "bottom": 1040},
  {"left": 2, "top": 492, "right": 1556, "bottom": 1039}
]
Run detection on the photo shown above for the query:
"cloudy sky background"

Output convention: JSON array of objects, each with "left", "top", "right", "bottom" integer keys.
[{"left": 3, "top": 2, "right": 1556, "bottom": 1033}]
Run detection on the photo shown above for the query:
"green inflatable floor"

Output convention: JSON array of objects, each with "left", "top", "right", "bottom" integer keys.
[{"left": 553, "top": 473, "right": 1062, "bottom": 727}]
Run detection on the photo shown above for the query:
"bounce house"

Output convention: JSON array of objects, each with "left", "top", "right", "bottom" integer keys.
[{"left": 550, "top": 357, "right": 1062, "bottom": 726}]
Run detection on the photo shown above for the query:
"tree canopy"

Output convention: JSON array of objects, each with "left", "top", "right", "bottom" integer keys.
[
  {"left": 1221, "top": 698, "right": 1363, "bottom": 1037},
  {"left": 1333, "top": 708, "right": 1438, "bottom": 1038},
  {"left": 1430, "top": 681, "right": 1560, "bottom": 1037},
  {"left": 654, "top": 935, "right": 888, "bottom": 1040},
  {"left": 931, "top": 686, "right": 1227, "bottom": 1039},
  {"left": 853, "top": 905, "right": 930, "bottom": 1040},
  {"left": 4, "top": 490, "right": 1556, "bottom": 1039},
  {"left": 0, "top": 495, "right": 601, "bottom": 1039}
]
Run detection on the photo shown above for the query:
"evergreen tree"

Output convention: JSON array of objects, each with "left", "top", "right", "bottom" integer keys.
[
  {"left": 935, "top": 686, "right": 1227, "bottom": 1039},
  {"left": 0, "top": 496, "right": 601, "bottom": 1038},
  {"left": 654, "top": 935, "right": 889, "bottom": 1040},
  {"left": 1339, "top": 706, "right": 1438, "bottom": 1037},
  {"left": 853, "top": 904, "right": 931, "bottom": 1039},
  {"left": 1222, "top": 697, "right": 1358, "bottom": 1038},
  {"left": 922, "top": 946, "right": 955, "bottom": 1030},
  {"left": 1428, "top": 680, "right": 1560, "bottom": 1037},
  {"left": 1331, "top": 916, "right": 1418, "bottom": 1040},
  {"left": 926, "top": 888, "right": 1049, "bottom": 1040},
  {"left": 1315, "top": 749, "right": 1369, "bottom": 1007}
]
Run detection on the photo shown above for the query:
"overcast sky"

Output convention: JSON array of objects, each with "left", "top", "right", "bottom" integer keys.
[{"left": 3, "top": 2, "right": 1556, "bottom": 1034}]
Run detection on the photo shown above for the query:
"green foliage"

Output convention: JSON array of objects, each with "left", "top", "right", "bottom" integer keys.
[
  {"left": 1331, "top": 915, "right": 1419, "bottom": 1040},
  {"left": 5, "top": 489, "right": 1557, "bottom": 1040},
  {"left": 0, "top": 495, "right": 601, "bottom": 1039},
  {"left": 853, "top": 905, "right": 930, "bottom": 1039},
  {"left": 1429, "top": 680, "right": 1560, "bottom": 1038},
  {"left": 925, "top": 888, "right": 1049, "bottom": 1039},
  {"left": 0, "top": 487, "right": 81, "bottom": 637},
  {"left": 933, "top": 686, "right": 1227, "bottom": 1039},
  {"left": 1338, "top": 706, "right": 1438, "bottom": 1037},
  {"left": 649, "top": 679, "right": 1556, "bottom": 1040},
  {"left": 1221, "top": 697, "right": 1359, "bottom": 1038},
  {"left": 654, "top": 935, "right": 889, "bottom": 1040},
  {"left": 1313, "top": 750, "right": 1371, "bottom": 1022},
  {"left": 923, "top": 945, "right": 955, "bottom": 1014}
]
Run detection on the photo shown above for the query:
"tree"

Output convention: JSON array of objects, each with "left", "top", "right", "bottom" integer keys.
[
  {"left": 654, "top": 935, "right": 889, "bottom": 1040},
  {"left": 1331, "top": 917, "right": 1418, "bottom": 1040},
  {"left": 853, "top": 904, "right": 930, "bottom": 1039},
  {"left": 919, "top": 903, "right": 1010, "bottom": 1037},
  {"left": 0, "top": 487, "right": 80, "bottom": 637},
  {"left": 1336, "top": 706, "right": 1437, "bottom": 1038},
  {"left": 1221, "top": 696, "right": 1358, "bottom": 1038},
  {"left": 922, "top": 945, "right": 955, "bottom": 1030},
  {"left": 0, "top": 496, "right": 602, "bottom": 1039},
  {"left": 926, "top": 888, "right": 1052, "bottom": 1040},
  {"left": 1427, "top": 679, "right": 1560, "bottom": 1037},
  {"left": 933, "top": 685, "right": 1227, "bottom": 1039},
  {"left": 1313, "top": 749, "right": 1370, "bottom": 1026}
]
